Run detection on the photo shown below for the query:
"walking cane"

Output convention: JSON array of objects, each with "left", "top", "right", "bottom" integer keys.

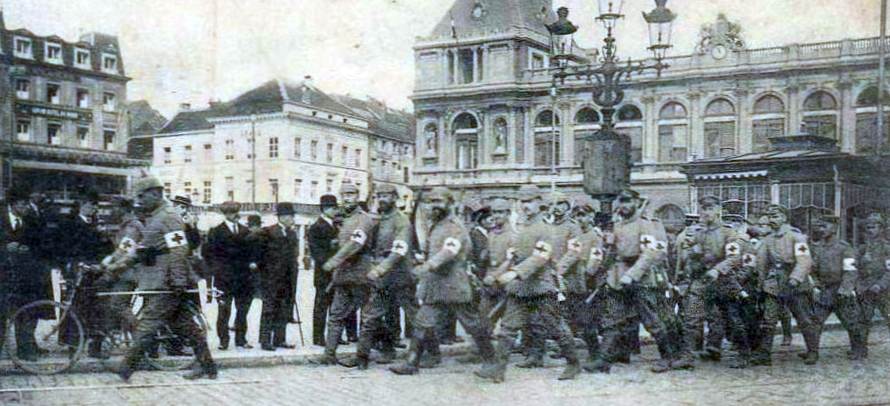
[{"left": 292, "top": 302, "right": 305, "bottom": 347}]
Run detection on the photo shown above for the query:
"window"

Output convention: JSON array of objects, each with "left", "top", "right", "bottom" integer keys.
[
  {"left": 294, "top": 137, "right": 302, "bottom": 158},
  {"left": 616, "top": 105, "right": 645, "bottom": 164},
  {"left": 752, "top": 95, "right": 786, "bottom": 152},
  {"left": 203, "top": 144, "right": 212, "bottom": 161},
  {"left": 102, "top": 54, "right": 118, "bottom": 73},
  {"left": 164, "top": 183, "right": 172, "bottom": 198},
  {"left": 453, "top": 113, "right": 480, "bottom": 170},
  {"left": 48, "top": 124, "right": 62, "bottom": 145},
  {"left": 225, "top": 139, "right": 235, "bottom": 160},
  {"left": 311, "top": 140, "right": 318, "bottom": 160},
  {"left": 803, "top": 91, "right": 838, "bottom": 139},
  {"left": 103, "top": 92, "right": 116, "bottom": 112},
  {"left": 184, "top": 181, "right": 192, "bottom": 196},
  {"left": 247, "top": 138, "right": 254, "bottom": 159},
  {"left": 403, "top": 167, "right": 410, "bottom": 183},
  {"left": 326, "top": 179, "right": 333, "bottom": 193},
  {"left": 326, "top": 143, "right": 333, "bottom": 163},
  {"left": 16, "top": 121, "right": 31, "bottom": 142},
  {"left": 225, "top": 177, "right": 234, "bottom": 201},
  {"left": 704, "top": 99, "right": 737, "bottom": 158},
  {"left": 163, "top": 147, "right": 172, "bottom": 164},
  {"left": 294, "top": 178, "right": 303, "bottom": 198},
  {"left": 103, "top": 130, "right": 116, "bottom": 151},
  {"left": 458, "top": 49, "right": 475, "bottom": 84},
  {"left": 269, "top": 137, "right": 279, "bottom": 158},
  {"left": 355, "top": 149, "right": 362, "bottom": 167},
  {"left": 657, "top": 103, "right": 688, "bottom": 162},
  {"left": 534, "top": 110, "right": 560, "bottom": 167},
  {"left": 15, "top": 79, "right": 29, "bottom": 99},
  {"left": 269, "top": 179, "right": 279, "bottom": 201},
  {"left": 75, "top": 49, "right": 91, "bottom": 68},
  {"left": 47, "top": 84, "right": 61, "bottom": 104},
  {"left": 310, "top": 181, "right": 319, "bottom": 199},
  {"left": 203, "top": 181, "right": 212, "bottom": 204},
  {"left": 183, "top": 145, "right": 193, "bottom": 163},
  {"left": 76, "top": 89, "right": 90, "bottom": 108},
  {"left": 77, "top": 127, "right": 89, "bottom": 148},
  {"left": 855, "top": 85, "right": 890, "bottom": 154},
  {"left": 45, "top": 43, "right": 62, "bottom": 63},
  {"left": 341, "top": 146, "right": 348, "bottom": 165},
  {"left": 14, "top": 37, "right": 32, "bottom": 58},
  {"left": 531, "top": 53, "right": 546, "bottom": 69}
]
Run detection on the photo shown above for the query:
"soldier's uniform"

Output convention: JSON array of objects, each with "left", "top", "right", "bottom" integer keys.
[
  {"left": 320, "top": 184, "right": 377, "bottom": 363},
  {"left": 390, "top": 187, "right": 498, "bottom": 379},
  {"left": 591, "top": 189, "right": 682, "bottom": 373},
  {"left": 810, "top": 215, "right": 866, "bottom": 359},
  {"left": 479, "top": 198, "right": 513, "bottom": 333},
  {"left": 348, "top": 184, "right": 417, "bottom": 368},
  {"left": 753, "top": 204, "right": 819, "bottom": 365},
  {"left": 555, "top": 219, "right": 604, "bottom": 364},
  {"left": 119, "top": 177, "right": 215, "bottom": 380},
  {"left": 100, "top": 200, "right": 144, "bottom": 334},
  {"left": 857, "top": 213, "right": 890, "bottom": 355},
  {"left": 488, "top": 185, "right": 580, "bottom": 381}
]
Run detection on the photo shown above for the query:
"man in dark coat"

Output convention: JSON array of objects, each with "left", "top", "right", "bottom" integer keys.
[
  {"left": 206, "top": 201, "right": 253, "bottom": 350},
  {"left": 254, "top": 203, "right": 300, "bottom": 350},
  {"left": 0, "top": 183, "right": 49, "bottom": 361},
  {"left": 308, "top": 194, "right": 339, "bottom": 346}
]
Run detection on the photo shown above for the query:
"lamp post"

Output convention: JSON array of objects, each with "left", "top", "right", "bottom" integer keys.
[{"left": 546, "top": 0, "right": 676, "bottom": 214}]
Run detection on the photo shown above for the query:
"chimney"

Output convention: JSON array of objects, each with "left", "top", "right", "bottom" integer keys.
[
  {"left": 303, "top": 75, "right": 314, "bottom": 88},
  {"left": 208, "top": 99, "right": 221, "bottom": 108},
  {"left": 180, "top": 103, "right": 192, "bottom": 111}
]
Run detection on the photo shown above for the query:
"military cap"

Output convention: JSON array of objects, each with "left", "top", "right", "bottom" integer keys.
[
  {"left": 698, "top": 195, "right": 722, "bottom": 209},
  {"left": 172, "top": 195, "right": 192, "bottom": 207},
  {"left": 220, "top": 201, "right": 240, "bottom": 214},
  {"left": 375, "top": 183, "right": 398, "bottom": 195},
  {"left": 722, "top": 214, "right": 745, "bottom": 224},
  {"left": 517, "top": 184, "right": 542, "bottom": 201},
  {"left": 247, "top": 214, "right": 262, "bottom": 227},
  {"left": 467, "top": 199, "right": 491, "bottom": 223},
  {"left": 571, "top": 194, "right": 596, "bottom": 211},
  {"left": 427, "top": 186, "right": 454, "bottom": 202},
  {"left": 489, "top": 197, "right": 512, "bottom": 212},
  {"left": 276, "top": 202, "right": 296, "bottom": 216},
  {"left": 340, "top": 183, "right": 359, "bottom": 195},
  {"left": 319, "top": 194, "right": 338, "bottom": 209},
  {"left": 865, "top": 212, "right": 885, "bottom": 226},
  {"left": 6, "top": 183, "right": 32, "bottom": 202},
  {"left": 133, "top": 176, "right": 163, "bottom": 194},
  {"left": 616, "top": 188, "right": 641, "bottom": 201},
  {"left": 547, "top": 191, "right": 570, "bottom": 205},
  {"left": 815, "top": 214, "right": 840, "bottom": 224},
  {"left": 766, "top": 204, "right": 789, "bottom": 217}
]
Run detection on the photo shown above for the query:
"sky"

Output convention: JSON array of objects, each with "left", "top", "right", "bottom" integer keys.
[{"left": 2, "top": 0, "right": 884, "bottom": 118}]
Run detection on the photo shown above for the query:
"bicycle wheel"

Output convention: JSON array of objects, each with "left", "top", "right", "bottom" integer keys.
[
  {"left": 140, "top": 303, "right": 206, "bottom": 372},
  {"left": 7, "top": 300, "right": 85, "bottom": 375}
]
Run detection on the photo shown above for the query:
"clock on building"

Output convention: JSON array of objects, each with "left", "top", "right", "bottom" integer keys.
[
  {"left": 711, "top": 44, "right": 728, "bottom": 60},
  {"left": 472, "top": 2, "right": 486, "bottom": 19}
]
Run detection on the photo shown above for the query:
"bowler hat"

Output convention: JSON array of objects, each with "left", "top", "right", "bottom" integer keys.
[
  {"left": 220, "top": 201, "right": 240, "bottom": 214},
  {"left": 277, "top": 202, "right": 296, "bottom": 216},
  {"left": 247, "top": 214, "right": 262, "bottom": 227},
  {"left": 172, "top": 195, "right": 192, "bottom": 207},
  {"left": 320, "top": 194, "right": 338, "bottom": 209}
]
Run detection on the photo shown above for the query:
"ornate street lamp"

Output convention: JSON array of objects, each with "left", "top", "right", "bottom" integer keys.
[{"left": 546, "top": 0, "right": 676, "bottom": 214}]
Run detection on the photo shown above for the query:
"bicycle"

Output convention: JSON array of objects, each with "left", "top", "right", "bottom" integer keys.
[{"left": 4, "top": 264, "right": 219, "bottom": 375}]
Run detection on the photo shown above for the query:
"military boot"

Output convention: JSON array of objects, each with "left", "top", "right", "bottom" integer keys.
[
  {"left": 650, "top": 358, "right": 673, "bottom": 373},
  {"left": 848, "top": 333, "right": 868, "bottom": 360},
  {"left": 390, "top": 340, "right": 423, "bottom": 375},
  {"left": 699, "top": 346, "right": 722, "bottom": 362},
  {"left": 558, "top": 360, "right": 581, "bottom": 381},
  {"left": 671, "top": 353, "right": 695, "bottom": 370},
  {"left": 800, "top": 351, "right": 819, "bottom": 365},
  {"left": 309, "top": 352, "right": 339, "bottom": 366},
  {"left": 183, "top": 364, "right": 218, "bottom": 380},
  {"left": 338, "top": 354, "right": 369, "bottom": 370},
  {"left": 516, "top": 354, "right": 544, "bottom": 368},
  {"left": 376, "top": 350, "right": 397, "bottom": 365}
]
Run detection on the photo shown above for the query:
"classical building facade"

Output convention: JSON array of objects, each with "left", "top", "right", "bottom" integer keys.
[
  {"left": 0, "top": 11, "right": 146, "bottom": 199},
  {"left": 148, "top": 78, "right": 414, "bottom": 215},
  {"left": 412, "top": 0, "right": 890, "bottom": 219}
]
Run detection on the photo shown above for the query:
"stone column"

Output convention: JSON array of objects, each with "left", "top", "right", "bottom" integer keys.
[
  {"left": 837, "top": 79, "right": 856, "bottom": 152},
  {"left": 641, "top": 95, "right": 657, "bottom": 164},
  {"left": 735, "top": 88, "right": 751, "bottom": 154},
  {"left": 523, "top": 107, "right": 534, "bottom": 166},
  {"left": 559, "top": 101, "right": 573, "bottom": 166},
  {"left": 472, "top": 47, "right": 480, "bottom": 83},
  {"left": 786, "top": 80, "right": 801, "bottom": 133},
  {"left": 508, "top": 106, "right": 517, "bottom": 165},
  {"left": 687, "top": 91, "right": 703, "bottom": 160}
]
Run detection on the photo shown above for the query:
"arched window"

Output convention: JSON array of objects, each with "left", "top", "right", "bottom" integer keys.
[
  {"left": 452, "top": 113, "right": 478, "bottom": 170},
  {"left": 855, "top": 86, "right": 890, "bottom": 153},
  {"left": 616, "top": 105, "right": 644, "bottom": 164},
  {"left": 803, "top": 91, "right": 838, "bottom": 140},
  {"left": 752, "top": 95, "right": 786, "bottom": 152},
  {"left": 574, "top": 108, "right": 600, "bottom": 125},
  {"left": 657, "top": 102, "right": 688, "bottom": 162},
  {"left": 704, "top": 98, "right": 737, "bottom": 158},
  {"left": 534, "top": 110, "right": 560, "bottom": 167}
]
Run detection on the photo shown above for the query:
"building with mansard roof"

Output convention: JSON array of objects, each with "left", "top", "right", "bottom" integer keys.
[
  {"left": 0, "top": 10, "right": 146, "bottom": 199},
  {"left": 146, "top": 77, "right": 414, "bottom": 217},
  {"left": 413, "top": 0, "right": 890, "bottom": 228}
]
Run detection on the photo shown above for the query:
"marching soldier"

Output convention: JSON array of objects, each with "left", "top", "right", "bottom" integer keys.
[
  {"left": 117, "top": 176, "right": 216, "bottom": 381},
  {"left": 556, "top": 198, "right": 605, "bottom": 369},
  {"left": 587, "top": 189, "right": 683, "bottom": 374},
  {"left": 480, "top": 198, "right": 514, "bottom": 333},
  {"left": 752, "top": 204, "right": 819, "bottom": 365},
  {"left": 544, "top": 191, "right": 583, "bottom": 348},
  {"left": 810, "top": 214, "right": 866, "bottom": 360},
  {"left": 341, "top": 183, "right": 416, "bottom": 369},
  {"left": 676, "top": 196, "right": 749, "bottom": 368},
  {"left": 389, "top": 187, "right": 499, "bottom": 381},
  {"left": 485, "top": 184, "right": 581, "bottom": 381},
  {"left": 316, "top": 184, "right": 376, "bottom": 365},
  {"left": 857, "top": 213, "right": 890, "bottom": 356}
]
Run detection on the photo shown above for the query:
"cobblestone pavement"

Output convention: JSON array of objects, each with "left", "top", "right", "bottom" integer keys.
[{"left": 2, "top": 329, "right": 890, "bottom": 406}]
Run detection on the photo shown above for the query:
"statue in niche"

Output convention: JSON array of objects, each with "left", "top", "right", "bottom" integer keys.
[
  {"left": 493, "top": 119, "right": 507, "bottom": 154},
  {"left": 424, "top": 124, "right": 438, "bottom": 156}
]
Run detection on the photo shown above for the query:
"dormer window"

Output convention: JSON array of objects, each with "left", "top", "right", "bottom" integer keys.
[
  {"left": 14, "top": 37, "right": 33, "bottom": 59},
  {"left": 102, "top": 54, "right": 118, "bottom": 73},
  {"left": 45, "top": 43, "right": 63, "bottom": 64},
  {"left": 75, "top": 48, "right": 91, "bottom": 68}
]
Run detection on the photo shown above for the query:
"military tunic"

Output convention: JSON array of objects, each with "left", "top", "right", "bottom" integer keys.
[
  {"left": 811, "top": 236, "right": 865, "bottom": 355},
  {"left": 857, "top": 237, "right": 890, "bottom": 340},
  {"left": 555, "top": 226, "right": 605, "bottom": 359}
]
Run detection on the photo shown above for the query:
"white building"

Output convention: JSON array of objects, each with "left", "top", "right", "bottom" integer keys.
[{"left": 146, "top": 78, "right": 414, "bottom": 216}]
